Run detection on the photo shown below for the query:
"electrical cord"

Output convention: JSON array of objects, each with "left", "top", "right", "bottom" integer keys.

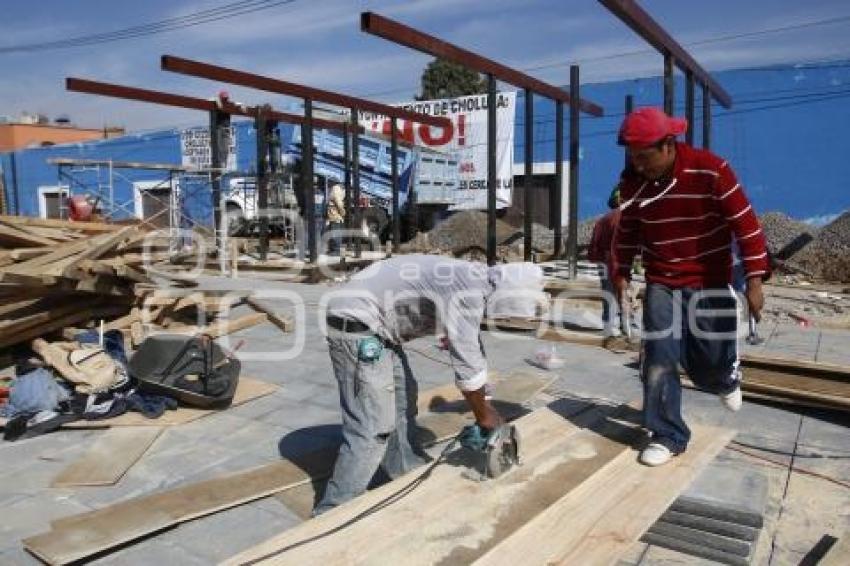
[
  {"left": 727, "top": 443, "right": 850, "bottom": 491},
  {"left": 239, "top": 433, "right": 464, "bottom": 565}
]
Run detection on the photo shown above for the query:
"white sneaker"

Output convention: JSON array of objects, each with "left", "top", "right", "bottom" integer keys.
[
  {"left": 640, "top": 442, "right": 674, "bottom": 466},
  {"left": 720, "top": 386, "right": 742, "bottom": 412}
]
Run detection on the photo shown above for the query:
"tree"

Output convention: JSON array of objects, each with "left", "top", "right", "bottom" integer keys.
[{"left": 416, "top": 58, "right": 487, "bottom": 100}]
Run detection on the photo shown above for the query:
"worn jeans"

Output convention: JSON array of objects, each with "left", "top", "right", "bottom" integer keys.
[
  {"left": 598, "top": 264, "right": 621, "bottom": 336},
  {"left": 313, "top": 328, "right": 426, "bottom": 515},
  {"left": 642, "top": 283, "right": 741, "bottom": 453}
]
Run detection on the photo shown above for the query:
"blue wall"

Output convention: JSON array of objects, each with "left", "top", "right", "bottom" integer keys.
[{"left": 515, "top": 61, "right": 850, "bottom": 222}]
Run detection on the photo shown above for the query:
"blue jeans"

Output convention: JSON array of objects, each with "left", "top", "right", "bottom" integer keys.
[
  {"left": 314, "top": 329, "right": 426, "bottom": 515},
  {"left": 642, "top": 283, "right": 741, "bottom": 453}
]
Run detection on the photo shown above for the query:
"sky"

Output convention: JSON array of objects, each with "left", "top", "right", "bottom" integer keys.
[{"left": 2, "top": 0, "right": 850, "bottom": 132}]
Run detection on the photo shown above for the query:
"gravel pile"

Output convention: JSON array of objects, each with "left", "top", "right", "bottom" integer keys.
[
  {"left": 400, "top": 210, "right": 516, "bottom": 255},
  {"left": 758, "top": 212, "right": 818, "bottom": 260},
  {"left": 787, "top": 211, "right": 850, "bottom": 282},
  {"left": 578, "top": 216, "right": 600, "bottom": 249}
]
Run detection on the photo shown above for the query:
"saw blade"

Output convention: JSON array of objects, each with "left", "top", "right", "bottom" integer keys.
[{"left": 484, "top": 424, "right": 520, "bottom": 478}]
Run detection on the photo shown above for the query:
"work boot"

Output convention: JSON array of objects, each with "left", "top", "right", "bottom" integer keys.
[
  {"left": 639, "top": 442, "right": 674, "bottom": 466},
  {"left": 720, "top": 386, "right": 743, "bottom": 412}
]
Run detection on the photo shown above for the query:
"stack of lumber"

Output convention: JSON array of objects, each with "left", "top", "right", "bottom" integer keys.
[{"left": 0, "top": 216, "right": 158, "bottom": 349}]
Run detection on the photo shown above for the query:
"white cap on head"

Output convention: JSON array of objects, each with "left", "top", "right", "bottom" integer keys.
[{"left": 486, "top": 262, "right": 547, "bottom": 318}]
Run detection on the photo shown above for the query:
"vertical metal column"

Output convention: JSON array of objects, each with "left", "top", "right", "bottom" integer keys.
[
  {"left": 523, "top": 88, "right": 534, "bottom": 262},
  {"left": 351, "top": 109, "right": 362, "bottom": 258},
  {"left": 624, "top": 95, "right": 634, "bottom": 167},
  {"left": 685, "top": 71, "right": 695, "bottom": 145},
  {"left": 343, "top": 122, "right": 352, "bottom": 235},
  {"left": 255, "top": 108, "right": 270, "bottom": 261},
  {"left": 554, "top": 100, "right": 563, "bottom": 258},
  {"left": 302, "top": 98, "right": 317, "bottom": 263},
  {"left": 486, "top": 73, "right": 497, "bottom": 266},
  {"left": 10, "top": 152, "right": 20, "bottom": 215},
  {"left": 664, "top": 52, "right": 674, "bottom": 115},
  {"left": 209, "top": 109, "right": 230, "bottom": 254},
  {"left": 390, "top": 117, "right": 400, "bottom": 252},
  {"left": 702, "top": 83, "right": 711, "bottom": 149},
  {"left": 567, "top": 65, "right": 580, "bottom": 279}
]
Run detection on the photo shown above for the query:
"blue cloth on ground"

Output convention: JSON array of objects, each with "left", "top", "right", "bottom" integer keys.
[{"left": 0, "top": 368, "right": 71, "bottom": 418}]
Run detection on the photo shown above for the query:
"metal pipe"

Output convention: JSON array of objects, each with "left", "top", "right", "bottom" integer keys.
[
  {"left": 702, "top": 83, "right": 711, "bottom": 149},
  {"left": 303, "top": 99, "right": 316, "bottom": 263},
  {"left": 554, "top": 100, "right": 564, "bottom": 258},
  {"left": 685, "top": 71, "right": 695, "bottom": 145},
  {"left": 391, "top": 117, "right": 400, "bottom": 251},
  {"left": 255, "top": 108, "right": 270, "bottom": 261},
  {"left": 624, "top": 95, "right": 634, "bottom": 168},
  {"left": 10, "top": 152, "right": 20, "bottom": 215},
  {"left": 487, "top": 73, "right": 497, "bottom": 266},
  {"left": 568, "top": 65, "right": 580, "bottom": 279},
  {"left": 664, "top": 52, "right": 674, "bottom": 116},
  {"left": 351, "top": 109, "right": 362, "bottom": 258},
  {"left": 208, "top": 108, "right": 229, "bottom": 254},
  {"left": 524, "top": 88, "right": 534, "bottom": 262}
]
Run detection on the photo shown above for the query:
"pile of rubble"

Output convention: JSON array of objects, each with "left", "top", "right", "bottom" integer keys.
[
  {"left": 785, "top": 211, "right": 850, "bottom": 282},
  {"left": 759, "top": 212, "right": 818, "bottom": 260}
]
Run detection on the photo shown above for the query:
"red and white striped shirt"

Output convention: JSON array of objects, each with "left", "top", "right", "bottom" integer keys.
[{"left": 615, "top": 143, "right": 769, "bottom": 288}]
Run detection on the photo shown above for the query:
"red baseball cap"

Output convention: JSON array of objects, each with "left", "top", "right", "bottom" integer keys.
[{"left": 618, "top": 107, "right": 688, "bottom": 147}]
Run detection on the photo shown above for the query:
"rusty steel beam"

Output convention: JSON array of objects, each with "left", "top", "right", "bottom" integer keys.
[
  {"left": 598, "top": 0, "right": 732, "bottom": 108},
  {"left": 66, "top": 77, "right": 352, "bottom": 131},
  {"left": 161, "top": 55, "right": 451, "bottom": 129},
  {"left": 360, "top": 12, "right": 604, "bottom": 117}
]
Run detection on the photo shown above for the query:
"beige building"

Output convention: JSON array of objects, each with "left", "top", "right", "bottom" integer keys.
[{"left": 0, "top": 122, "right": 124, "bottom": 152}]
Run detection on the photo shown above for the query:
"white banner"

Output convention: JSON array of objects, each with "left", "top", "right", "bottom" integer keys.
[
  {"left": 359, "top": 92, "right": 516, "bottom": 210},
  {"left": 180, "top": 127, "right": 237, "bottom": 171}
]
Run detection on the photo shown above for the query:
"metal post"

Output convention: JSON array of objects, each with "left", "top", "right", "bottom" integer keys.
[
  {"left": 554, "top": 100, "right": 563, "bottom": 258},
  {"left": 486, "top": 73, "right": 497, "bottom": 266},
  {"left": 624, "top": 95, "right": 634, "bottom": 168},
  {"left": 523, "top": 88, "right": 533, "bottom": 262},
  {"left": 685, "top": 71, "right": 695, "bottom": 145},
  {"left": 568, "top": 65, "right": 580, "bottom": 279},
  {"left": 664, "top": 52, "right": 674, "bottom": 115},
  {"left": 255, "top": 108, "right": 270, "bottom": 261},
  {"left": 351, "top": 109, "right": 361, "bottom": 258},
  {"left": 303, "top": 98, "right": 316, "bottom": 263},
  {"left": 390, "top": 117, "right": 400, "bottom": 252},
  {"left": 702, "top": 83, "right": 711, "bottom": 149},
  {"left": 209, "top": 109, "right": 230, "bottom": 254},
  {"left": 343, "top": 123, "right": 351, "bottom": 233}
]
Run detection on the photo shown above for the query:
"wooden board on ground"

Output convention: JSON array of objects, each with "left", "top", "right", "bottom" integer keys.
[
  {"left": 61, "top": 377, "right": 278, "bottom": 429},
  {"left": 51, "top": 427, "right": 163, "bottom": 487},
  {"left": 22, "top": 374, "right": 548, "bottom": 565},
  {"left": 475, "top": 427, "right": 734, "bottom": 565},
  {"left": 275, "top": 372, "right": 553, "bottom": 518},
  {"left": 225, "top": 401, "right": 645, "bottom": 565}
]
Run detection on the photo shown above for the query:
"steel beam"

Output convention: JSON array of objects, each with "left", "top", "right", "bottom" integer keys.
[
  {"left": 598, "top": 0, "right": 732, "bottom": 108},
  {"left": 303, "top": 99, "right": 317, "bottom": 263},
  {"left": 524, "top": 88, "right": 534, "bottom": 261},
  {"left": 209, "top": 107, "right": 230, "bottom": 253},
  {"left": 663, "top": 52, "right": 674, "bottom": 115},
  {"left": 685, "top": 71, "right": 695, "bottom": 145},
  {"left": 702, "top": 83, "right": 712, "bottom": 149},
  {"left": 343, "top": 123, "right": 352, "bottom": 239},
  {"left": 487, "top": 74, "right": 497, "bottom": 266},
  {"left": 161, "top": 55, "right": 451, "bottom": 129},
  {"left": 624, "top": 94, "right": 634, "bottom": 167},
  {"left": 360, "top": 12, "right": 604, "bottom": 117},
  {"left": 255, "top": 108, "right": 270, "bottom": 260},
  {"left": 568, "top": 65, "right": 580, "bottom": 279},
  {"left": 66, "top": 77, "right": 350, "bottom": 130},
  {"left": 554, "top": 100, "right": 564, "bottom": 258},
  {"left": 390, "top": 117, "right": 400, "bottom": 251}
]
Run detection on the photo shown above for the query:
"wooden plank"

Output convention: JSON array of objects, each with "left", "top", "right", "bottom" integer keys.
[
  {"left": 51, "top": 427, "right": 163, "bottom": 487},
  {"left": 223, "top": 402, "right": 640, "bottom": 566},
  {"left": 0, "top": 305, "right": 128, "bottom": 349},
  {"left": 57, "top": 227, "right": 139, "bottom": 277},
  {"left": 474, "top": 425, "right": 734, "bottom": 565},
  {"left": 162, "top": 312, "right": 268, "bottom": 339},
  {"left": 0, "top": 215, "right": 122, "bottom": 233},
  {"left": 23, "top": 377, "right": 547, "bottom": 565},
  {"left": 3, "top": 233, "right": 114, "bottom": 274},
  {"left": 246, "top": 297, "right": 294, "bottom": 333},
  {"left": 0, "top": 221, "right": 57, "bottom": 247}
]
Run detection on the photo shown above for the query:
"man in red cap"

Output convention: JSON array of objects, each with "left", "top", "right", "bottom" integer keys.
[{"left": 614, "top": 107, "right": 769, "bottom": 466}]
